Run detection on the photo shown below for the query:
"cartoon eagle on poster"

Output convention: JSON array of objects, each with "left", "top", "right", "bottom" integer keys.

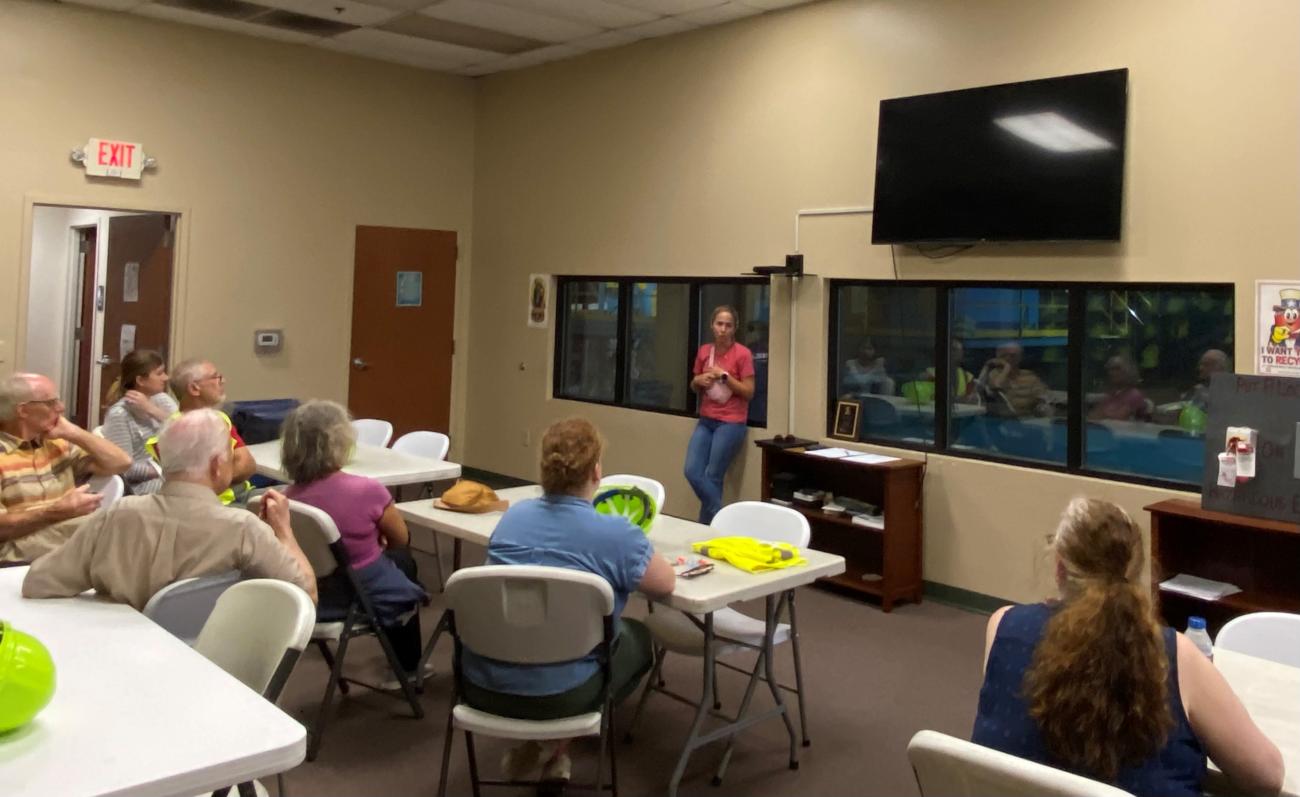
[{"left": 1270, "top": 288, "right": 1300, "bottom": 349}]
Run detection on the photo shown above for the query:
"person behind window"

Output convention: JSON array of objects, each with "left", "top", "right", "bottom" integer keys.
[
  {"left": 922, "top": 339, "right": 977, "bottom": 403},
  {"left": 1088, "top": 354, "right": 1151, "bottom": 422},
  {"left": 684, "top": 305, "right": 755, "bottom": 524},
  {"left": 1183, "top": 349, "right": 1231, "bottom": 412},
  {"left": 973, "top": 498, "right": 1283, "bottom": 797},
  {"left": 462, "top": 418, "right": 676, "bottom": 787},
  {"left": 977, "top": 342, "right": 1047, "bottom": 417},
  {"left": 280, "top": 400, "right": 428, "bottom": 686},
  {"left": 842, "top": 339, "right": 895, "bottom": 396},
  {"left": 101, "top": 349, "right": 177, "bottom": 495}
]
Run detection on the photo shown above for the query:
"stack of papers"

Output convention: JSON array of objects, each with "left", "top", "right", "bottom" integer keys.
[
  {"left": 806, "top": 447, "right": 853, "bottom": 458},
  {"left": 1160, "top": 574, "right": 1242, "bottom": 602},
  {"left": 845, "top": 452, "right": 899, "bottom": 465}
]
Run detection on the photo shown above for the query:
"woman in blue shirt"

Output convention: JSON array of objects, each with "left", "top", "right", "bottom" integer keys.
[
  {"left": 973, "top": 498, "right": 1283, "bottom": 797},
  {"left": 461, "top": 417, "right": 675, "bottom": 786}
]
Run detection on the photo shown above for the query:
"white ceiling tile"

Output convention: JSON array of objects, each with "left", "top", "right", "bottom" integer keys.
[
  {"left": 607, "top": 0, "right": 725, "bottom": 15},
  {"left": 566, "top": 28, "right": 641, "bottom": 52},
  {"left": 62, "top": 0, "right": 149, "bottom": 11},
  {"left": 621, "top": 15, "right": 698, "bottom": 39},
  {"left": 421, "top": 0, "right": 601, "bottom": 44},
  {"left": 317, "top": 27, "right": 497, "bottom": 68},
  {"left": 134, "top": 4, "right": 318, "bottom": 43},
  {"left": 679, "top": 1, "right": 759, "bottom": 25},
  {"left": 255, "top": 0, "right": 401, "bottom": 27},
  {"left": 486, "top": 0, "right": 657, "bottom": 29},
  {"left": 736, "top": 0, "right": 811, "bottom": 9}
]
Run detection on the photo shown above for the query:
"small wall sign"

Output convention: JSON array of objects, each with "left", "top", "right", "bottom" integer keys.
[
  {"left": 396, "top": 271, "right": 423, "bottom": 307},
  {"left": 71, "top": 138, "right": 155, "bottom": 180}
]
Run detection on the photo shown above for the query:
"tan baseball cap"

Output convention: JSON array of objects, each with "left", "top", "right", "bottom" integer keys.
[{"left": 434, "top": 480, "right": 509, "bottom": 514}]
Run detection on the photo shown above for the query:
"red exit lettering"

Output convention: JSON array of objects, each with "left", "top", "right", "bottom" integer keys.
[{"left": 96, "top": 141, "right": 135, "bottom": 168}]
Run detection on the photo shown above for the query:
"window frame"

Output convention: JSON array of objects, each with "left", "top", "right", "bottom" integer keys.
[
  {"left": 827, "top": 278, "right": 1234, "bottom": 493},
  {"left": 553, "top": 275, "right": 771, "bottom": 427}
]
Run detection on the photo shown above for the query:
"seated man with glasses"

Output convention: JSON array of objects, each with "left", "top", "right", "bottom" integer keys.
[
  {"left": 146, "top": 359, "right": 256, "bottom": 504},
  {"left": 0, "top": 372, "right": 132, "bottom": 562}
]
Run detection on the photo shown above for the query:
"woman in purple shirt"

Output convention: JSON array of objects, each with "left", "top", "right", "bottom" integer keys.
[{"left": 281, "top": 400, "right": 427, "bottom": 680}]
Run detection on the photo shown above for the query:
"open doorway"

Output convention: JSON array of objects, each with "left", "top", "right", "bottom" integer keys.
[{"left": 24, "top": 206, "right": 179, "bottom": 428}]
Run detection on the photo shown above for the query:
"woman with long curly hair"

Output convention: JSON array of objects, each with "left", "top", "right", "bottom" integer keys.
[{"left": 973, "top": 497, "right": 1283, "bottom": 796}]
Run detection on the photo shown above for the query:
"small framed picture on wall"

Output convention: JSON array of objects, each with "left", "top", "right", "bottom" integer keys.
[{"left": 832, "top": 399, "right": 861, "bottom": 441}]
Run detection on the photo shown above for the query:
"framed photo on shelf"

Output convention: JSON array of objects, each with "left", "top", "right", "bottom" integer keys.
[{"left": 832, "top": 399, "right": 861, "bottom": 441}]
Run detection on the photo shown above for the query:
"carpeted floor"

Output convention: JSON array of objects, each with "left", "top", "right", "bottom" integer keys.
[{"left": 268, "top": 539, "right": 988, "bottom": 797}]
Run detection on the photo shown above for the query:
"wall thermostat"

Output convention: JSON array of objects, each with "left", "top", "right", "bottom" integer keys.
[{"left": 254, "top": 329, "right": 283, "bottom": 354}]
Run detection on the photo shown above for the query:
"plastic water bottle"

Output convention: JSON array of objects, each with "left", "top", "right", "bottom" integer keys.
[{"left": 1186, "top": 616, "right": 1214, "bottom": 661}]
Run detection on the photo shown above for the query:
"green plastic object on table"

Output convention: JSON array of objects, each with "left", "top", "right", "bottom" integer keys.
[
  {"left": 1179, "top": 403, "right": 1207, "bottom": 434},
  {"left": 0, "top": 620, "right": 56, "bottom": 732},
  {"left": 592, "top": 484, "right": 657, "bottom": 533}
]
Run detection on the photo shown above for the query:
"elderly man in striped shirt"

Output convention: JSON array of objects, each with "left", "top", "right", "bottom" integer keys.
[{"left": 0, "top": 372, "right": 131, "bottom": 562}]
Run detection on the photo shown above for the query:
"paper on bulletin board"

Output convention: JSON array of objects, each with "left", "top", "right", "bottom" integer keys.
[
  {"left": 1257, "top": 280, "right": 1300, "bottom": 376},
  {"left": 119, "top": 324, "right": 136, "bottom": 358},
  {"left": 123, "top": 262, "right": 140, "bottom": 302},
  {"left": 528, "top": 274, "right": 549, "bottom": 328}
]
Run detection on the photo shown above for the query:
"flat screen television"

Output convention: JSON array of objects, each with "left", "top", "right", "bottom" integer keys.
[{"left": 871, "top": 68, "right": 1128, "bottom": 244}]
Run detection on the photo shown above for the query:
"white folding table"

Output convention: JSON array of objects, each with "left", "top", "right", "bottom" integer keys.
[
  {"left": 398, "top": 485, "right": 846, "bottom": 796},
  {"left": 1211, "top": 648, "right": 1300, "bottom": 797},
  {"left": 0, "top": 567, "right": 305, "bottom": 797},
  {"left": 246, "top": 440, "right": 461, "bottom": 487}
]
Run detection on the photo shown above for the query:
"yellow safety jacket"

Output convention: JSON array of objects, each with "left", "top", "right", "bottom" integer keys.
[
  {"left": 145, "top": 410, "right": 250, "bottom": 505},
  {"left": 691, "top": 536, "right": 807, "bottom": 573}
]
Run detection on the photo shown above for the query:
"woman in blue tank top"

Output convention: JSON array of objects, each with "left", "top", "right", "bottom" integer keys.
[{"left": 973, "top": 498, "right": 1284, "bottom": 797}]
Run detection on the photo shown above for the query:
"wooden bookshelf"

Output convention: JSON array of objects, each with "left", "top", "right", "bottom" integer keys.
[
  {"left": 757, "top": 440, "right": 924, "bottom": 611},
  {"left": 1147, "top": 499, "right": 1300, "bottom": 635}
]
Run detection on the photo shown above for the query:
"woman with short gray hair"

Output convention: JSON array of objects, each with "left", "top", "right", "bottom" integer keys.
[{"left": 282, "top": 400, "right": 428, "bottom": 683}]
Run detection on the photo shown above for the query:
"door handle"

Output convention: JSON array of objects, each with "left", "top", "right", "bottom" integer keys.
[
  {"left": 96, "top": 355, "right": 113, "bottom": 366},
  {"left": 352, "top": 358, "right": 368, "bottom": 370}
]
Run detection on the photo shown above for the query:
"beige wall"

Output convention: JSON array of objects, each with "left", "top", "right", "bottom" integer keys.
[
  {"left": 467, "top": 0, "right": 1300, "bottom": 601},
  {"left": 1, "top": 0, "right": 477, "bottom": 456}
]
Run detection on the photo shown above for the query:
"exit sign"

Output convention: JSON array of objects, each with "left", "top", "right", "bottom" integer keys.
[{"left": 77, "top": 138, "right": 149, "bottom": 180}]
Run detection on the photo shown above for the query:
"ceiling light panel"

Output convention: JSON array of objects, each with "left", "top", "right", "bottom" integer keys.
[
  {"left": 62, "top": 0, "right": 150, "bottom": 11},
  {"left": 566, "top": 28, "right": 641, "bottom": 52},
  {"left": 421, "top": 0, "right": 602, "bottom": 44},
  {"left": 255, "top": 0, "right": 400, "bottom": 26},
  {"left": 256, "top": 8, "right": 357, "bottom": 35},
  {"left": 135, "top": 3, "right": 319, "bottom": 42},
  {"left": 679, "top": 1, "right": 759, "bottom": 24},
  {"left": 486, "top": 0, "right": 657, "bottom": 29},
  {"left": 622, "top": 15, "right": 698, "bottom": 38},
  {"left": 382, "top": 13, "right": 543, "bottom": 53},
  {"left": 736, "top": 0, "right": 809, "bottom": 9},
  {"left": 320, "top": 26, "right": 498, "bottom": 67},
  {"left": 361, "top": 0, "right": 442, "bottom": 10},
  {"left": 607, "top": 0, "right": 727, "bottom": 15}
]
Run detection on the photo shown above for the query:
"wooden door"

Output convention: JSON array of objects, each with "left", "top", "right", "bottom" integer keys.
[
  {"left": 71, "top": 226, "right": 97, "bottom": 428},
  {"left": 348, "top": 226, "right": 456, "bottom": 441},
  {"left": 99, "top": 214, "right": 175, "bottom": 418}
]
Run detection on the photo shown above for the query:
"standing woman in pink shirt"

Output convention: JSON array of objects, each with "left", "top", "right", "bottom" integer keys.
[{"left": 684, "top": 305, "right": 755, "bottom": 523}]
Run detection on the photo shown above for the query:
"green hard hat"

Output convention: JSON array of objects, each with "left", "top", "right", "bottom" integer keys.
[
  {"left": 1179, "top": 403, "right": 1207, "bottom": 434},
  {"left": 0, "top": 620, "right": 57, "bottom": 733},
  {"left": 593, "top": 485, "right": 657, "bottom": 533}
]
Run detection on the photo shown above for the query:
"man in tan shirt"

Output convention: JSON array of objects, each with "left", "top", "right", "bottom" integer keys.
[
  {"left": 23, "top": 409, "right": 317, "bottom": 608},
  {"left": 0, "top": 372, "right": 132, "bottom": 562}
]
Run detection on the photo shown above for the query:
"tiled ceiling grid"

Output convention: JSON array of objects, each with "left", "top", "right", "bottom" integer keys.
[{"left": 61, "top": 0, "right": 815, "bottom": 75}]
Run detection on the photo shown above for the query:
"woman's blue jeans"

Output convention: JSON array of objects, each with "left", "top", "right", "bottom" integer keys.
[{"left": 684, "top": 417, "right": 748, "bottom": 524}]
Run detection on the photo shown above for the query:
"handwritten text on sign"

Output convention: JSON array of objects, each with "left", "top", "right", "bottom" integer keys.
[{"left": 79, "top": 138, "right": 147, "bottom": 180}]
